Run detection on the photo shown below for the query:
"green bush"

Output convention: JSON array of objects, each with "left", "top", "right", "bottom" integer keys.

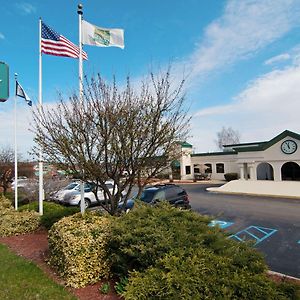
[
  {"left": 48, "top": 212, "right": 111, "bottom": 288},
  {"left": 3, "top": 190, "right": 32, "bottom": 207},
  {"left": 108, "top": 202, "right": 265, "bottom": 277},
  {"left": 19, "top": 201, "right": 79, "bottom": 229},
  {"left": 108, "top": 202, "right": 298, "bottom": 299},
  {"left": 224, "top": 172, "right": 238, "bottom": 181},
  {"left": 0, "top": 195, "right": 40, "bottom": 237},
  {"left": 123, "top": 248, "right": 295, "bottom": 300},
  {"left": 0, "top": 194, "right": 13, "bottom": 211}
]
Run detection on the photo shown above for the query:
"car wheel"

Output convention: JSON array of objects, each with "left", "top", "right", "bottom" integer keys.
[{"left": 81, "top": 198, "right": 90, "bottom": 209}]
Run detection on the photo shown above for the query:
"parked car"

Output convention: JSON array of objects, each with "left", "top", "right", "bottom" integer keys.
[
  {"left": 51, "top": 181, "right": 82, "bottom": 202},
  {"left": 59, "top": 181, "right": 125, "bottom": 208},
  {"left": 119, "top": 183, "right": 191, "bottom": 211},
  {"left": 11, "top": 177, "right": 35, "bottom": 190}
]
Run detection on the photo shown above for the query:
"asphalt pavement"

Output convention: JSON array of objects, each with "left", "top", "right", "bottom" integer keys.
[{"left": 180, "top": 183, "right": 300, "bottom": 278}]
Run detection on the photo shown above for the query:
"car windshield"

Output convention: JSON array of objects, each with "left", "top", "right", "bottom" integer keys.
[
  {"left": 139, "top": 189, "right": 156, "bottom": 203},
  {"left": 64, "top": 183, "right": 79, "bottom": 190}
]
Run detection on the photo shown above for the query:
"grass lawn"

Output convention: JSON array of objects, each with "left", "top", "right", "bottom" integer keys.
[{"left": 0, "top": 244, "right": 76, "bottom": 300}]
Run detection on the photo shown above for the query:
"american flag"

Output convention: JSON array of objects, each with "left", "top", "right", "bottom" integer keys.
[{"left": 41, "top": 22, "right": 88, "bottom": 60}]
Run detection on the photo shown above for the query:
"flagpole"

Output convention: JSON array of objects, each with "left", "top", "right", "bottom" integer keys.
[
  {"left": 38, "top": 18, "right": 44, "bottom": 215},
  {"left": 78, "top": 4, "right": 85, "bottom": 214},
  {"left": 14, "top": 73, "right": 18, "bottom": 210}
]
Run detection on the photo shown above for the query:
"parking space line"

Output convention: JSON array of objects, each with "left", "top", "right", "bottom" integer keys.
[{"left": 229, "top": 226, "right": 277, "bottom": 245}]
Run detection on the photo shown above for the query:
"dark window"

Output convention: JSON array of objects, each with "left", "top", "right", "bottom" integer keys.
[
  {"left": 105, "top": 183, "right": 114, "bottom": 189},
  {"left": 205, "top": 163, "right": 212, "bottom": 173},
  {"left": 185, "top": 166, "right": 191, "bottom": 174},
  {"left": 194, "top": 167, "right": 200, "bottom": 173},
  {"left": 216, "top": 163, "right": 225, "bottom": 173},
  {"left": 165, "top": 187, "right": 185, "bottom": 199},
  {"left": 140, "top": 189, "right": 157, "bottom": 203}
]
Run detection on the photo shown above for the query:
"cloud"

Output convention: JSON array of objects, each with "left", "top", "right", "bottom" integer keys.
[
  {"left": 0, "top": 33, "right": 4, "bottom": 40},
  {"left": 181, "top": 0, "right": 300, "bottom": 84},
  {"left": 15, "top": 2, "right": 36, "bottom": 15},
  {"left": 191, "top": 62, "right": 300, "bottom": 152},
  {"left": 264, "top": 53, "right": 291, "bottom": 65},
  {"left": 0, "top": 105, "right": 34, "bottom": 158}
]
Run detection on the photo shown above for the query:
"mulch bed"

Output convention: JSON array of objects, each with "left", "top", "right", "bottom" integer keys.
[{"left": 0, "top": 230, "right": 121, "bottom": 300}]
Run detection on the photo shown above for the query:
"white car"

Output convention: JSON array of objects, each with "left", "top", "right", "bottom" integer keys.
[
  {"left": 59, "top": 181, "right": 124, "bottom": 208},
  {"left": 51, "top": 181, "right": 82, "bottom": 202}
]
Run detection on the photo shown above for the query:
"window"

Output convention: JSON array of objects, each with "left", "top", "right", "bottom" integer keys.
[
  {"left": 154, "top": 190, "right": 166, "bottom": 201},
  {"left": 205, "top": 163, "right": 212, "bottom": 173},
  {"left": 185, "top": 166, "right": 191, "bottom": 174},
  {"left": 216, "top": 163, "right": 225, "bottom": 173},
  {"left": 194, "top": 165, "right": 200, "bottom": 173},
  {"left": 165, "top": 187, "right": 184, "bottom": 199}
]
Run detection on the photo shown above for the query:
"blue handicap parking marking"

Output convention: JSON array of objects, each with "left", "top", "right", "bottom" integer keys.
[
  {"left": 229, "top": 226, "right": 277, "bottom": 245},
  {"left": 297, "top": 240, "right": 300, "bottom": 244},
  {"left": 208, "top": 220, "right": 234, "bottom": 229}
]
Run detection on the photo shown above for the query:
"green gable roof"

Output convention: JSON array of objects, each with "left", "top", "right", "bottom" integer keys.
[{"left": 233, "top": 130, "right": 300, "bottom": 153}]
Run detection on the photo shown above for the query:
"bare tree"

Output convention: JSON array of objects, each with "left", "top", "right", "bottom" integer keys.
[
  {"left": 215, "top": 126, "right": 241, "bottom": 150},
  {"left": 0, "top": 147, "right": 31, "bottom": 194},
  {"left": 0, "top": 147, "right": 14, "bottom": 193},
  {"left": 32, "top": 70, "right": 189, "bottom": 215}
]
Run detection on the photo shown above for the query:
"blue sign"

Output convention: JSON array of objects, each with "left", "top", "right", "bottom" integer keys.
[
  {"left": 230, "top": 226, "right": 277, "bottom": 245},
  {"left": 209, "top": 220, "right": 234, "bottom": 229}
]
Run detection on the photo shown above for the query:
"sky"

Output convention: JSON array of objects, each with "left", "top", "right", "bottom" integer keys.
[{"left": 1, "top": 0, "right": 300, "bottom": 158}]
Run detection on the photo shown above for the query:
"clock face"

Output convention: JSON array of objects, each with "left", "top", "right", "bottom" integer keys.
[{"left": 281, "top": 140, "right": 297, "bottom": 154}]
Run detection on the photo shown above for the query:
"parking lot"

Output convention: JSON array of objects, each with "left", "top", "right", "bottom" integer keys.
[{"left": 180, "top": 183, "right": 300, "bottom": 278}]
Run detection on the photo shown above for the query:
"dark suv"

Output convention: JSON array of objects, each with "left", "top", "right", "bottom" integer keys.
[{"left": 119, "top": 184, "right": 191, "bottom": 210}]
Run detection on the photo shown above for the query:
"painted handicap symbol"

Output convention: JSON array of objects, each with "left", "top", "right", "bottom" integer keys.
[{"left": 208, "top": 219, "right": 234, "bottom": 229}]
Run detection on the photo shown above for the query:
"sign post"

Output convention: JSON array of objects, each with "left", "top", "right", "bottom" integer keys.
[{"left": 0, "top": 62, "right": 9, "bottom": 102}]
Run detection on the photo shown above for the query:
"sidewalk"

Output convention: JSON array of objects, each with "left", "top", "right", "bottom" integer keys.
[{"left": 207, "top": 180, "right": 300, "bottom": 199}]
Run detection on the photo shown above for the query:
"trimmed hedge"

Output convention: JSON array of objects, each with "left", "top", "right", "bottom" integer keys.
[
  {"left": 224, "top": 172, "right": 238, "bottom": 181},
  {"left": 48, "top": 212, "right": 111, "bottom": 288},
  {"left": 123, "top": 248, "right": 293, "bottom": 300},
  {"left": 108, "top": 202, "right": 298, "bottom": 299},
  {"left": 19, "top": 202, "right": 79, "bottom": 229},
  {"left": 108, "top": 202, "right": 266, "bottom": 277},
  {"left": 0, "top": 195, "right": 40, "bottom": 237}
]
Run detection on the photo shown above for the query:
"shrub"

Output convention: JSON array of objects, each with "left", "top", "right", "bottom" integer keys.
[
  {"left": 109, "top": 203, "right": 298, "bottom": 299},
  {"left": 48, "top": 212, "right": 111, "bottom": 288},
  {"left": 0, "top": 194, "right": 13, "bottom": 211},
  {"left": 224, "top": 172, "right": 238, "bottom": 181},
  {"left": 19, "top": 201, "right": 79, "bottom": 229},
  {"left": 108, "top": 202, "right": 267, "bottom": 278},
  {"left": 0, "top": 195, "right": 40, "bottom": 237},
  {"left": 123, "top": 248, "right": 294, "bottom": 300}
]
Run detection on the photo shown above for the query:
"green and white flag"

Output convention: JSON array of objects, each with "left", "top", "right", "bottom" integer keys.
[{"left": 82, "top": 20, "right": 124, "bottom": 49}]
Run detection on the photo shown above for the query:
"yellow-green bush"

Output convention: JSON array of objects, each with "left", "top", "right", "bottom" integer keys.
[
  {"left": 48, "top": 212, "right": 111, "bottom": 288},
  {"left": 0, "top": 195, "right": 40, "bottom": 237},
  {"left": 0, "top": 194, "right": 13, "bottom": 212}
]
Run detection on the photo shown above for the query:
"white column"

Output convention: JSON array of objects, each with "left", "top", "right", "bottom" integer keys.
[
  {"left": 239, "top": 164, "right": 245, "bottom": 180},
  {"left": 248, "top": 163, "right": 255, "bottom": 180}
]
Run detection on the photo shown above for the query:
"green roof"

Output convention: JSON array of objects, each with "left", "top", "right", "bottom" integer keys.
[
  {"left": 179, "top": 141, "right": 193, "bottom": 148},
  {"left": 191, "top": 151, "right": 236, "bottom": 157},
  {"left": 233, "top": 130, "right": 300, "bottom": 153},
  {"left": 191, "top": 130, "right": 300, "bottom": 156}
]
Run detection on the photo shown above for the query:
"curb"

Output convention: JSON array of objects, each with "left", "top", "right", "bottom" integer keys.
[{"left": 267, "top": 270, "right": 300, "bottom": 285}]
